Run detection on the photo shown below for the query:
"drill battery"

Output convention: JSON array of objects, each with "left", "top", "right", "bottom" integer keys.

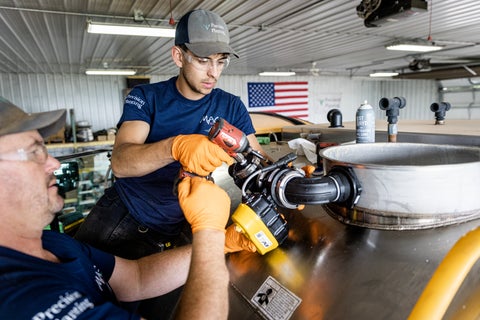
[{"left": 232, "top": 193, "right": 288, "bottom": 255}]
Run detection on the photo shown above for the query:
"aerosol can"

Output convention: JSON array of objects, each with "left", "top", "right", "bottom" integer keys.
[{"left": 356, "top": 101, "right": 375, "bottom": 143}]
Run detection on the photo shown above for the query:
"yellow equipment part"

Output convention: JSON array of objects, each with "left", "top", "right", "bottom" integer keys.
[
  {"left": 232, "top": 203, "right": 279, "bottom": 255},
  {"left": 408, "top": 226, "right": 480, "bottom": 320}
]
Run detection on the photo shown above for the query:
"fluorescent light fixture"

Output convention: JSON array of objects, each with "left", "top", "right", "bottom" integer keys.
[
  {"left": 369, "top": 72, "right": 399, "bottom": 77},
  {"left": 85, "top": 69, "right": 137, "bottom": 76},
  {"left": 87, "top": 21, "right": 176, "bottom": 37},
  {"left": 259, "top": 71, "right": 296, "bottom": 76},
  {"left": 386, "top": 42, "right": 443, "bottom": 52}
]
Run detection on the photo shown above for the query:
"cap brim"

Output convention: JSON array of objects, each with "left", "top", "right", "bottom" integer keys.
[
  {"left": 31, "top": 110, "right": 67, "bottom": 138},
  {"left": 0, "top": 98, "right": 66, "bottom": 138},
  {"left": 186, "top": 42, "right": 239, "bottom": 58}
]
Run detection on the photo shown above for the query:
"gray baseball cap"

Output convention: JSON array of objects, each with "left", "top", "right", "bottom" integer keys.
[
  {"left": 175, "top": 9, "right": 239, "bottom": 58},
  {"left": 0, "top": 97, "right": 66, "bottom": 138}
]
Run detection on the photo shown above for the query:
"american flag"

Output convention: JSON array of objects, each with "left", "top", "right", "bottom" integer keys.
[{"left": 247, "top": 82, "right": 309, "bottom": 120}]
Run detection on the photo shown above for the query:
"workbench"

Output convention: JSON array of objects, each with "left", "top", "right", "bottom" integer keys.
[{"left": 281, "top": 119, "right": 480, "bottom": 147}]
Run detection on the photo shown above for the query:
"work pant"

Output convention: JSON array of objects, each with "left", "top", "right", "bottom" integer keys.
[{"left": 74, "top": 186, "right": 191, "bottom": 319}]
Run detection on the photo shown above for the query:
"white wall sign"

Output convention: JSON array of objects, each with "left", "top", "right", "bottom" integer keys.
[{"left": 311, "top": 92, "right": 342, "bottom": 123}]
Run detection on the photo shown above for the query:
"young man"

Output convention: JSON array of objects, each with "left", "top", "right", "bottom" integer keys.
[
  {"left": 0, "top": 97, "right": 230, "bottom": 319},
  {"left": 75, "top": 9, "right": 258, "bottom": 260}
]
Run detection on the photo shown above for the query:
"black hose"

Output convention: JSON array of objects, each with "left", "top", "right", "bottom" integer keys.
[
  {"left": 283, "top": 166, "right": 361, "bottom": 209},
  {"left": 284, "top": 176, "right": 343, "bottom": 204}
]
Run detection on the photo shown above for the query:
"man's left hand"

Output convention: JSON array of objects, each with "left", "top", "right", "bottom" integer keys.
[{"left": 224, "top": 224, "right": 257, "bottom": 253}]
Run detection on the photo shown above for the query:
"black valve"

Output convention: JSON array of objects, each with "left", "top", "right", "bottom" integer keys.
[
  {"left": 430, "top": 102, "right": 451, "bottom": 125},
  {"left": 379, "top": 97, "right": 406, "bottom": 143},
  {"left": 327, "top": 109, "right": 344, "bottom": 128},
  {"left": 379, "top": 97, "right": 406, "bottom": 124}
]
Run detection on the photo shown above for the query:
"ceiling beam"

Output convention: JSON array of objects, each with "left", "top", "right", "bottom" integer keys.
[{"left": 395, "top": 66, "right": 480, "bottom": 80}]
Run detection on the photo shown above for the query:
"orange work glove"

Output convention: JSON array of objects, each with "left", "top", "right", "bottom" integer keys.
[
  {"left": 172, "top": 134, "right": 233, "bottom": 176},
  {"left": 177, "top": 176, "right": 230, "bottom": 233},
  {"left": 302, "top": 165, "right": 316, "bottom": 178},
  {"left": 224, "top": 224, "right": 257, "bottom": 254}
]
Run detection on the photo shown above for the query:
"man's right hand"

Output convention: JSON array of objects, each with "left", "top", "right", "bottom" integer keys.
[
  {"left": 172, "top": 134, "right": 233, "bottom": 176},
  {"left": 177, "top": 176, "right": 230, "bottom": 233}
]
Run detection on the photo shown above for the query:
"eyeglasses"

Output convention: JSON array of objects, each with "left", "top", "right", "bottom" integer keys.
[
  {"left": 180, "top": 48, "right": 230, "bottom": 71},
  {"left": 0, "top": 141, "right": 49, "bottom": 164}
]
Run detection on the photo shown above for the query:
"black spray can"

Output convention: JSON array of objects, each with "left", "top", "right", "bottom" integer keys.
[{"left": 356, "top": 101, "right": 375, "bottom": 143}]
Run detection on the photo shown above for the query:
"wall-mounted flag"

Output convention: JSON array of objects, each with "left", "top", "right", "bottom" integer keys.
[{"left": 247, "top": 82, "right": 309, "bottom": 120}]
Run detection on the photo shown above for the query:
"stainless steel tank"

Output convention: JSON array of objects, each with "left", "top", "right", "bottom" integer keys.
[
  {"left": 320, "top": 143, "right": 480, "bottom": 230},
  {"left": 222, "top": 142, "right": 480, "bottom": 320}
]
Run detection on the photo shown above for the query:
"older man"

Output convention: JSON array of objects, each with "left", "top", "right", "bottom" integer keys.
[{"left": 0, "top": 97, "right": 230, "bottom": 319}]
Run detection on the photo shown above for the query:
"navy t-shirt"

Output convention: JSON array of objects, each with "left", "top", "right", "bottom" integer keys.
[
  {"left": 114, "top": 76, "right": 255, "bottom": 235},
  {"left": 0, "top": 231, "right": 138, "bottom": 319}
]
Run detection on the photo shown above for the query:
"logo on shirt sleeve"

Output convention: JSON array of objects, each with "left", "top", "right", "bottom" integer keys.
[{"left": 125, "top": 94, "right": 146, "bottom": 109}]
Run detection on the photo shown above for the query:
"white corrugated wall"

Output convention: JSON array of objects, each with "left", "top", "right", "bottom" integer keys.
[
  {"left": 438, "top": 78, "right": 480, "bottom": 120},
  {"left": 0, "top": 73, "right": 452, "bottom": 132},
  {"left": 219, "top": 75, "right": 438, "bottom": 124},
  {"left": 0, "top": 73, "right": 123, "bottom": 131}
]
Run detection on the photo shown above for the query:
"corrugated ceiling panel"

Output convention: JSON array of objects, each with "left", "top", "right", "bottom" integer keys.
[{"left": 1, "top": 0, "right": 480, "bottom": 77}]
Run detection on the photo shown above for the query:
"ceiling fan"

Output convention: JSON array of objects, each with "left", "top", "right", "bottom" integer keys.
[{"left": 290, "top": 62, "right": 324, "bottom": 76}]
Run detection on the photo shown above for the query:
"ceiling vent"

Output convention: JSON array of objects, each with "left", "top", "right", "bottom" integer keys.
[
  {"left": 357, "top": 0, "right": 428, "bottom": 27},
  {"left": 409, "top": 59, "right": 431, "bottom": 71}
]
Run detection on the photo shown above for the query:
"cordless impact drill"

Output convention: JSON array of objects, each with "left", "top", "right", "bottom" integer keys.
[{"left": 208, "top": 118, "right": 292, "bottom": 255}]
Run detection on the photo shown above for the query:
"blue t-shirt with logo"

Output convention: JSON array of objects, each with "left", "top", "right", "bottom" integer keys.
[
  {"left": 114, "top": 76, "right": 255, "bottom": 235},
  {"left": 0, "top": 230, "right": 138, "bottom": 319}
]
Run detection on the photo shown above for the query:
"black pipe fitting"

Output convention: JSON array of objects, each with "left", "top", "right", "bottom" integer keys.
[
  {"left": 327, "top": 109, "right": 344, "bottom": 128},
  {"left": 283, "top": 166, "right": 361, "bottom": 209},
  {"left": 430, "top": 102, "right": 451, "bottom": 125},
  {"left": 379, "top": 97, "right": 406, "bottom": 124}
]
